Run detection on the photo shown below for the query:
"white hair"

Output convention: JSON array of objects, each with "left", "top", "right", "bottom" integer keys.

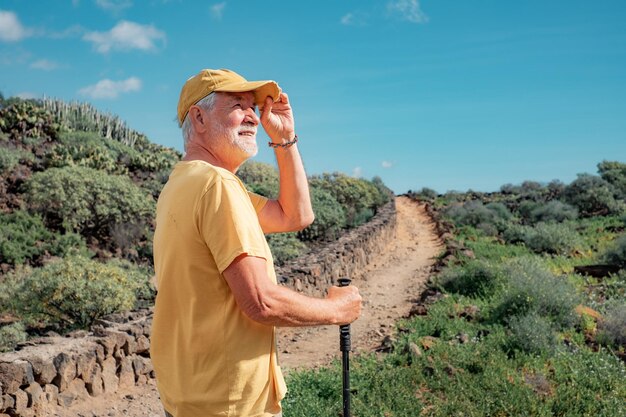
[{"left": 181, "top": 93, "right": 218, "bottom": 152}]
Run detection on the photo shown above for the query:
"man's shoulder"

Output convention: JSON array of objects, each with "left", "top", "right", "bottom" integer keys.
[{"left": 174, "top": 161, "right": 243, "bottom": 188}]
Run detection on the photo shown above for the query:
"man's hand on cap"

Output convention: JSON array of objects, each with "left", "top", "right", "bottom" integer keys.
[{"left": 260, "top": 92, "right": 296, "bottom": 144}]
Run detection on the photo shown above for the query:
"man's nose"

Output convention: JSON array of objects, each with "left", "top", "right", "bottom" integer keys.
[{"left": 244, "top": 107, "right": 260, "bottom": 125}]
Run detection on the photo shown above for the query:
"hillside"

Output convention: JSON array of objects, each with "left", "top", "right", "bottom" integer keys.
[{"left": 0, "top": 96, "right": 394, "bottom": 351}]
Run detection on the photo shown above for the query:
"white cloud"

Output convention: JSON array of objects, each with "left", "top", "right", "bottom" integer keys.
[
  {"left": 95, "top": 0, "right": 133, "bottom": 13},
  {"left": 78, "top": 77, "right": 142, "bottom": 99},
  {"left": 0, "top": 10, "right": 32, "bottom": 42},
  {"left": 341, "top": 13, "right": 354, "bottom": 25},
  {"left": 382, "top": 161, "right": 393, "bottom": 168},
  {"left": 340, "top": 11, "right": 367, "bottom": 26},
  {"left": 30, "top": 59, "right": 61, "bottom": 71},
  {"left": 48, "top": 24, "right": 85, "bottom": 39},
  {"left": 83, "top": 21, "right": 166, "bottom": 53},
  {"left": 352, "top": 167, "right": 363, "bottom": 178},
  {"left": 211, "top": 2, "right": 226, "bottom": 20},
  {"left": 387, "top": 0, "right": 428, "bottom": 24}
]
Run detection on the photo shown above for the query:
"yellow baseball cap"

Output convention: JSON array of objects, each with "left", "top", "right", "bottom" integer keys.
[{"left": 177, "top": 68, "right": 281, "bottom": 125}]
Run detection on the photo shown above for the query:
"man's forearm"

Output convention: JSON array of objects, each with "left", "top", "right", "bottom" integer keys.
[{"left": 274, "top": 144, "right": 314, "bottom": 229}]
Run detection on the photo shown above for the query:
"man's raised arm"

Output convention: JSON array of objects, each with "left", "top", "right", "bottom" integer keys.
[{"left": 257, "top": 93, "right": 315, "bottom": 234}]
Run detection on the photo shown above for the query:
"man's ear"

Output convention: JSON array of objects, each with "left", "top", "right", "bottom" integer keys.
[{"left": 189, "top": 106, "right": 207, "bottom": 133}]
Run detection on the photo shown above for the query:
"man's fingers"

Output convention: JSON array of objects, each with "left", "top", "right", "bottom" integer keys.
[{"left": 260, "top": 96, "right": 273, "bottom": 122}]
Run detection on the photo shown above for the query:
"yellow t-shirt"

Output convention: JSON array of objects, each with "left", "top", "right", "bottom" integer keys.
[{"left": 151, "top": 160, "right": 287, "bottom": 417}]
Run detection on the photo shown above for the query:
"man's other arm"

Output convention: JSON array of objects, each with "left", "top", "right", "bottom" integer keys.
[
  {"left": 257, "top": 93, "right": 315, "bottom": 234},
  {"left": 223, "top": 254, "right": 361, "bottom": 327}
]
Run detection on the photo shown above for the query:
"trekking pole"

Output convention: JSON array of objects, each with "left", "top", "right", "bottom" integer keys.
[{"left": 338, "top": 277, "right": 352, "bottom": 417}]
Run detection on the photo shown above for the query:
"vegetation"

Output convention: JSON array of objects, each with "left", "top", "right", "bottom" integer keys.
[
  {"left": 0, "top": 95, "right": 394, "bottom": 349},
  {"left": 283, "top": 161, "right": 626, "bottom": 417}
]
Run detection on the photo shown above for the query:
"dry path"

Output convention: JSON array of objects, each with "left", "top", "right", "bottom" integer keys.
[{"left": 52, "top": 196, "right": 442, "bottom": 417}]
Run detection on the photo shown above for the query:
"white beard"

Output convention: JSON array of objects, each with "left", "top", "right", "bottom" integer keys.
[{"left": 216, "top": 122, "right": 258, "bottom": 159}]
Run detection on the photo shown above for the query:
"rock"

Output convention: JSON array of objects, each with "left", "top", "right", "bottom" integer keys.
[
  {"left": 52, "top": 352, "right": 77, "bottom": 392},
  {"left": 11, "top": 388, "right": 28, "bottom": 415},
  {"left": 76, "top": 352, "right": 97, "bottom": 380},
  {"left": 118, "top": 357, "right": 135, "bottom": 388},
  {"left": 101, "top": 357, "right": 119, "bottom": 394},
  {"left": 1, "top": 395, "right": 14, "bottom": 411},
  {"left": 0, "top": 362, "right": 25, "bottom": 394},
  {"left": 15, "top": 360, "right": 35, "bottom": 386},
  {"left": 420, "top": 336, "right": 438, "bottom": 351},
  {"left": 135, "top": 335, "right": 150, "bottom": 354},
  {"left": 457, "top": 333, "right": 470, "bottom": 344},
  {"left": 57, "top": 379, "right": 88, "bottom": 407},
  {"left": 122, "top": 337, "right": 137, "bottom": 356},
  {"left": 28, "top": 356, "right": 57, "bottom": 385},
  {"left": 459, "top": 305, "right": 480, "bottom": 320},
  {"left": 408, "top": 342, "right": 422, "bottom": 359},
  {"left": 132, "top": 357, "right": 153, "bottom": 377},
  {"left": 94, "top": 343, "right": 106, "bottom": 365},
  {"left": 24, "top": 383, "right": 43, "bottom": 408},
  {"left": 43, "top": 384, "right": 59, "bottom": 405},
  {"left": 85, "top": 368, "right": 104, "bottom": 397},
  {"left": 408, "top": 304, "right": 428, "bottom": 317}
]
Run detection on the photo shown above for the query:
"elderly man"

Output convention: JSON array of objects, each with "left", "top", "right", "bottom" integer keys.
[{"left": 151, "top": 69, "right": 362, "bottom": 417}]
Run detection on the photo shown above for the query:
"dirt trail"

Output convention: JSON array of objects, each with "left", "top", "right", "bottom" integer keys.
[
  {"left": 52, "top": 196, "right": 442, "bottom": 417},
  {"left": 277, "top": 196, "right": 443, "bottom": 370}
]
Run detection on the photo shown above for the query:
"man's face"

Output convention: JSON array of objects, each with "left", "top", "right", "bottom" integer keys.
[{"left": 208, "top": 91, "right": 260, "bottom": 161}]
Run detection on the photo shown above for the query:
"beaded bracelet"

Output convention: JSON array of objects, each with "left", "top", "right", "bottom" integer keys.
[{"left": 268, "top": 134, "right": 298, "bottom": 149}]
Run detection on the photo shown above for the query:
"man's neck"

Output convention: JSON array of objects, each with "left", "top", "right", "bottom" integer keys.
[{"left": 183, "top": 147, "right": 242, "bottom": 173}]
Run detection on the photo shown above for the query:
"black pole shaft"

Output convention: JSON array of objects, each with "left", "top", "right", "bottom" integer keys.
[{"left": 338, "top": 277, "right": 351, "bottom": 417}]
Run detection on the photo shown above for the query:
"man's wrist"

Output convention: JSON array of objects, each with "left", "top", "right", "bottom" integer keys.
[{"left": 268, "top": 134, "right": 298, "bottom": 149}]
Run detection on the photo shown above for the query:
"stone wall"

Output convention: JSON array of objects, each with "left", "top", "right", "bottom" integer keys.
[
  {"left": 277, "top": 200, "right": 397, "bottom": 296},
  {"left": 0, "top": 310, "right": 153, "bottom": 417},
  {"left": 0, "top": 200, "right": 397, "bottom": 417}
]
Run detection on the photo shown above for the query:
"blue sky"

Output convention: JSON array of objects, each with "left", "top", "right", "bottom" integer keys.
[{"left": 1, "top": 1, "right": 625, "bottom": 194}]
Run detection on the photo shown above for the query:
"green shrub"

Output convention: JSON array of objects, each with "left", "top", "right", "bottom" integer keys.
[
  {"left": 0, "top": 211, "right": 52, "bottom": 265},
  {"left": 493, "top": 257, "right": 580, "bottom": 329},
  {"left": 436, "top": 260, "right": 506, "bottom": 298},
  {"left": 298, "top": 187, "right": 347, "bottom": 241},
  {"left": 0, "top": 147, "right": 34, "bottom": 173},
  {"left": 445, "top": 201, "right": 512, "bottom": 236},
  {"left": 237, "top": 161, "right": 279, "bottom": 198},
  {"left": 0, "top": 210, "right": 92, "bottom": 266},
  {"left": 0, "top": 99, "right": 60, "bottom": 142},
  {"left": 525, "top": 222, "right": 584, "bottom": 256},
  {"left": 411, "top": 187, "right": 438, "bottom": 201},
  {"left": 598, "top": 160, "right": 626, "bottom": 199},
  {"left": 503, "top": 222, "right": 584, "bottom": 256},
  {"left": 4, "top": 256, "right": 140, "bottom": 329},
  {"left": 507, "top": 312, "right": 558, "bottom": 355},
  {"left": 562, "top": 174, "right": 623, "bottom": 217},
  {"left": 266, "top": 233, "right": 306, "bottom": 266},
  {"left": 529, "top": 200, "right": 578, "bottom": 224},
  {"left": 596, "top": 303, "right": 626, "bottom": 348},
  {"left": 309, "top": 172, "right": 384, "bottom": 227},
  {"left": 601, "top": 234, "right": 626, "bottom": 269},
  {"left": 0, "top": 322, "right": 27, "bottom": 352},
  {"left": 24, "top": 165, "right": 155, "bottom": 246}
]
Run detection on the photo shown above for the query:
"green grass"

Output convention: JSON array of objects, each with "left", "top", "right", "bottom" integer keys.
[{"left": 283, "top": 213, "right": 626, "bottom": 417}]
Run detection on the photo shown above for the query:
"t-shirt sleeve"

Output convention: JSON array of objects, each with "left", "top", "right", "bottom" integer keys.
[
  {"left": 197, "top": 177, "right": 268, "bottom": 274},
  {"left": 247, "top": 191, "right": 269, "bottom": 214}
]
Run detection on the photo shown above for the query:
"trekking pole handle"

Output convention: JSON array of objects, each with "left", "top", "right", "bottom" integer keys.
[{"left": 338, "top": 278, "right": 351, "bottom": 352}]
